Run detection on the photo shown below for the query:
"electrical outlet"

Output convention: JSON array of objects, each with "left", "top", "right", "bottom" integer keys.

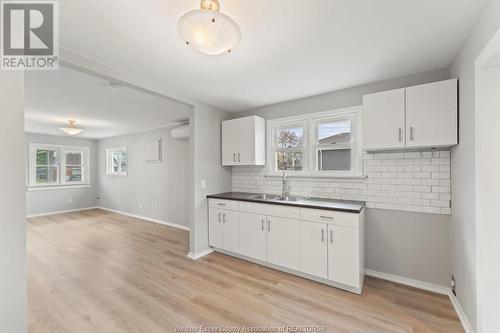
[
  {"left": 201, "top": 180, "right": 206, "bottom": 189},
  {"left": 451, "top": 275, "right": 456, "bottom": 296},
  {"left": 68, "top": 198, "right": 73, "bottom": 204},
  {"left": 139, "top": 202, "right": 143, "bottom": 209}
]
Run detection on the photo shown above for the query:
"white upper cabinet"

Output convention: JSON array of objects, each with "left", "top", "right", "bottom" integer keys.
[
  {"left": 222, "top": 115, "right": 266, "bottom": 166},
  {"left": 406, "top": 79, "right": 458, "bottom": 148},
  {"left": 363, "top": 88, "right": 405, "bottom": 150},
  {"left": 362, "top": 79, "right": 458, "bottom": 151}
]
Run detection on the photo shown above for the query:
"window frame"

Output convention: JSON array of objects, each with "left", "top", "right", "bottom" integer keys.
[
  {"left": 267, "top": 106, "right": 363, "bottom": 177},
  {"left": 106, "top": 146, "right": 128, "bottom": 177},
  {"left": 268, "top": 119, "right": 309, "bottom": 176},
  {"left": 29, "top": 144, "right": 91, "bottom": 188}
]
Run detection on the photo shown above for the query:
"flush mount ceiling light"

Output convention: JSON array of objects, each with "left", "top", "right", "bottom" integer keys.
[
  {"left": 60, "top": 120, "right": 83, "bottom": 136},
  {"left": 178, "top": 0, "right": 241, "bottom": 55}
]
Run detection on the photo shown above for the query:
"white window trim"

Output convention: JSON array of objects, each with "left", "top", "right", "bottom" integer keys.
[
  {"left": 266, "top": 106, "right": 363, "bottom": 178},
  {"left": 106, "top": 146, "right": 128, "bottom": 176},
  {"left": 29, "top": 143, "right": 91, "bottom": 188}
]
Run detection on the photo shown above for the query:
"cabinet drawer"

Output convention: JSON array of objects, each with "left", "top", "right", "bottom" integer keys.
[
  {"left": 301, "top": 208, "right": 359, "bottom": 229},
  {"left": 239, "top": 201, "right": 300, "bottom": 219},
  {"left": 209, "top": 199, "right": 239, "bottom": 211}
]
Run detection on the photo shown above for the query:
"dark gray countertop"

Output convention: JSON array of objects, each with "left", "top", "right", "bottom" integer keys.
[{"left": 207, "top": 192, "right": 365, "bottom": 213}]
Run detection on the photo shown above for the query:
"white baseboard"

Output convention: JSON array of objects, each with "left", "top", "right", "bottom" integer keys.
[
  {"left": 26, "top": 207, "right": 98, "bottom": 218},
  {"left": 97, "top": 207, "right": 190, "bottom": 231},
  {"left": 365, "top": 269, "right": 449, "bottom": 295},
  {"left": 187, "top": 248, "right": 214, "bottom": 260},
  {"left": 449, "top": 291, "right": 475, "bottom": 333}
]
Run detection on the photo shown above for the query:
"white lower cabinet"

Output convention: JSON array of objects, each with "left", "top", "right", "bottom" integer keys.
[
  {"left": 208, "top": 207, "right": 239, "bottom": 253},
  {"left": 300, "top": 221, "right": 328, "bottom": 279},
  {"left": 328, "top": 224, "right": 360, "bottom": 288},
  {"left": 238, "top": 212, "right": 267, "bottom": 261},
  {"left": 208, "top": 199, "right": 365, "bottom": 293},
  {"left": 267, "top": 216, "right": 301, "bottom": 271}
]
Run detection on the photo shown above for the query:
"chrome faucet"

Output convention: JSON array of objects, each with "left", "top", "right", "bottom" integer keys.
[{"left": 281, "top": 169, "right": 289, "bottom": 198}]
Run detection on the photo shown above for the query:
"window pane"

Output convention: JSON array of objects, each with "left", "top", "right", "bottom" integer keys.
[
  {"left": 317, "top": 149, "right": 351, "bottom": 171},
  {"left": 66, "top": 166, "right": 82, "bottom": 182},
  {"left": 36, "top": 166, "right": 58, "bottom": 183},
  {"left": 276, "top": 127, "right": 304, "bottom": 149},
  {"left": 318, "top": 120, "right": 351, "bottom": 144},
  {"left": 276, "top": 152, "right": 303, "bottom": 171},
  {"left": 66, "top": 152, "right": 82, "bottom": 165},
  {"left": 36, "top": 149, "right": 58, "bottom": 165}
]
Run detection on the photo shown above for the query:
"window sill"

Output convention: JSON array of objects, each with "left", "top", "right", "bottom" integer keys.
[
  {"left": 264, "top": 174, "right": 367, "bottom": 180},
  {"left": 27, "top": 184, "right": 92, "bottom": 192}
]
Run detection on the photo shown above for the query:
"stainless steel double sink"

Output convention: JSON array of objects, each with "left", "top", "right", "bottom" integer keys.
[{"left": 250, "top": 194, "right": 307, "bottom": 202}]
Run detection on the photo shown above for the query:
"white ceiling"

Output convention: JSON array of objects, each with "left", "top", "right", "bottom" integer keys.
[
  {"left": 58, "top": 0, "right": 487, "bottom": 111},
  {"left": 25, "top": 67, "right": 190, "bottom": 139}
]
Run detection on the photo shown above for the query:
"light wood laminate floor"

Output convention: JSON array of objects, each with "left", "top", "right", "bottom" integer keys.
[{"left": 28, "top": 209, "right": 464, "bottom": 333}]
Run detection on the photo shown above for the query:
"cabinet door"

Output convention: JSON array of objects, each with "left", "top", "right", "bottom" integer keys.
[
  {"left": 363, "top": 88, "right": 405, "bottom": 150},
  {"left": 406, "top": 79, "right": 458, "bottom": 147},
  {"left": 267, "top": 216, "right": 301, "bottom": 271},
  {"left": 300, "top": 221, "right": 328, "bottom": 279},
  {"left": 222, "top": 210, "right": 239, "bottom": 253},
  {"left": 236, "top": 117, "right": 255, "bottom": 165},
  {"left": 209, "top": 208, "right": 223, "bottom": 248},
  {"left": 222, "top": 119, "right": 239, "bottom": 166},
  {"left": 239, "top": 212, "right": 267, "bottom": 261},
  {"left": 328, "top": 225, "right": 359, "bottom": 288}
]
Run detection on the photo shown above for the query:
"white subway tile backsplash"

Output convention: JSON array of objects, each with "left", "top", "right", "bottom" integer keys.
[{"left": 232, "top": 150, "right": 451, "bottom": 215}]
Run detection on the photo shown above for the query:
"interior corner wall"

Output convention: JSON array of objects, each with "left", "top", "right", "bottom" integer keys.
[
  {"left": 0, "top": 71, "right": 26, "bottom": 332},
  {"left": 191, "top": 103, "right": 233, "bottom": 255},
  {"left": 449, "top": 0, "right": 500, "bottom": 330},
  {"left": 97, "top": 127, "right": 190, "bottom": 229},
  {"left": 25, "top": 133, "right": 98, "bottom": 216}
]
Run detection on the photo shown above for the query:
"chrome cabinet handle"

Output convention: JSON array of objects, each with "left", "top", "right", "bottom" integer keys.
[
  {"left": 238, "top": 153, "right": 241, "bottom": 162},
  {"left": 217, "top": 203, "right": 226, "bottom": 206},
  {"left": 218, "top": 213, "right": 221, "bottom": 223},
  {"left": 320, "top": 215, "right": 333, "bottom": 220},
  {"left": 261, "top": 219, "right": 264, "bottom": 231},
  {"left": 321, "top": 229, "right": 324, "bottom": 242},
  {"left": 398, "top": 128, "right": 402, "bottom": 142},
  {"left": 330, "top": 230, "right": 333, "bottom": 243},
  {"left": 233, "top": 153, "right": 236, "bottom": 162},
  {"left": 223, "top": 213, "right": 226, "bottom": 223},
  {"left": 267, "top": 220, "right": 270, "bottom": 232},
  {"left": 410, "top": 126, "right": 414, "bottom": 141}
]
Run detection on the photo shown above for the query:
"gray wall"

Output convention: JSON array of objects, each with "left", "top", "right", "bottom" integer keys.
[
  {"left": 98, "top": 127, "right": 190, "bottom": 228},
  {"left": 232, "top": 68, "right": 453, "bottom": 287},
  {"left": 233, "top": 68, "right": 450, "bottom": 120},
  {"left": 25, "top": 133, "right": 98, "bottom": 216},
  {"left": 449, "top": 0, "right": 500, "bottom": 329},
  {"left": 191, "top": 104, "right": 233, "bottom": 255},
  {"left": 0, "top": 71, "right": 26, "bottom": 332},
  {"left": 366, "top": 209, "right": 450, "bottom": 286}
]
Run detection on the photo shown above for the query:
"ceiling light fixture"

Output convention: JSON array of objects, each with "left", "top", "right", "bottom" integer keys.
[
  {"left": 60, "top": 120, "right": 84, "bottom": 136},
  {"left": 178, "top": 0, "right": 241, "bottom": 55}
]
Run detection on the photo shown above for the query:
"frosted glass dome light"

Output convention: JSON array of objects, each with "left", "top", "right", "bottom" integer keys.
[{"left": 178, "top": 0, "right": 241, "bottom": 55}]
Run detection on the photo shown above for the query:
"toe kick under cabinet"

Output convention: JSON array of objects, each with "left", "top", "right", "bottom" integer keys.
[{"left": 208, "top": 198, "right": 365, "bottom": 294}]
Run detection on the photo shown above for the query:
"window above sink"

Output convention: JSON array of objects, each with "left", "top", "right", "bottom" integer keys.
[{"left": 267, "top": 106, "right": 363, "bottom": 178}]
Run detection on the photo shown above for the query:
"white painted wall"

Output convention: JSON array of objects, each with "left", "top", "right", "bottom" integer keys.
[
  {"left": 0, "top": 71, "right": 26, "bottom": 332},
  {"left": 449, "top": 0, "right": 500, "bottom": 330},
  {"left": 25, "top": 133, "right": 98, "bottom": 216},
  {"left": 475, "top": 30, "right": 500, "bottom": 333},
  {"left": 97, "top": 126, "right": 190, "bottom": 228}
]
